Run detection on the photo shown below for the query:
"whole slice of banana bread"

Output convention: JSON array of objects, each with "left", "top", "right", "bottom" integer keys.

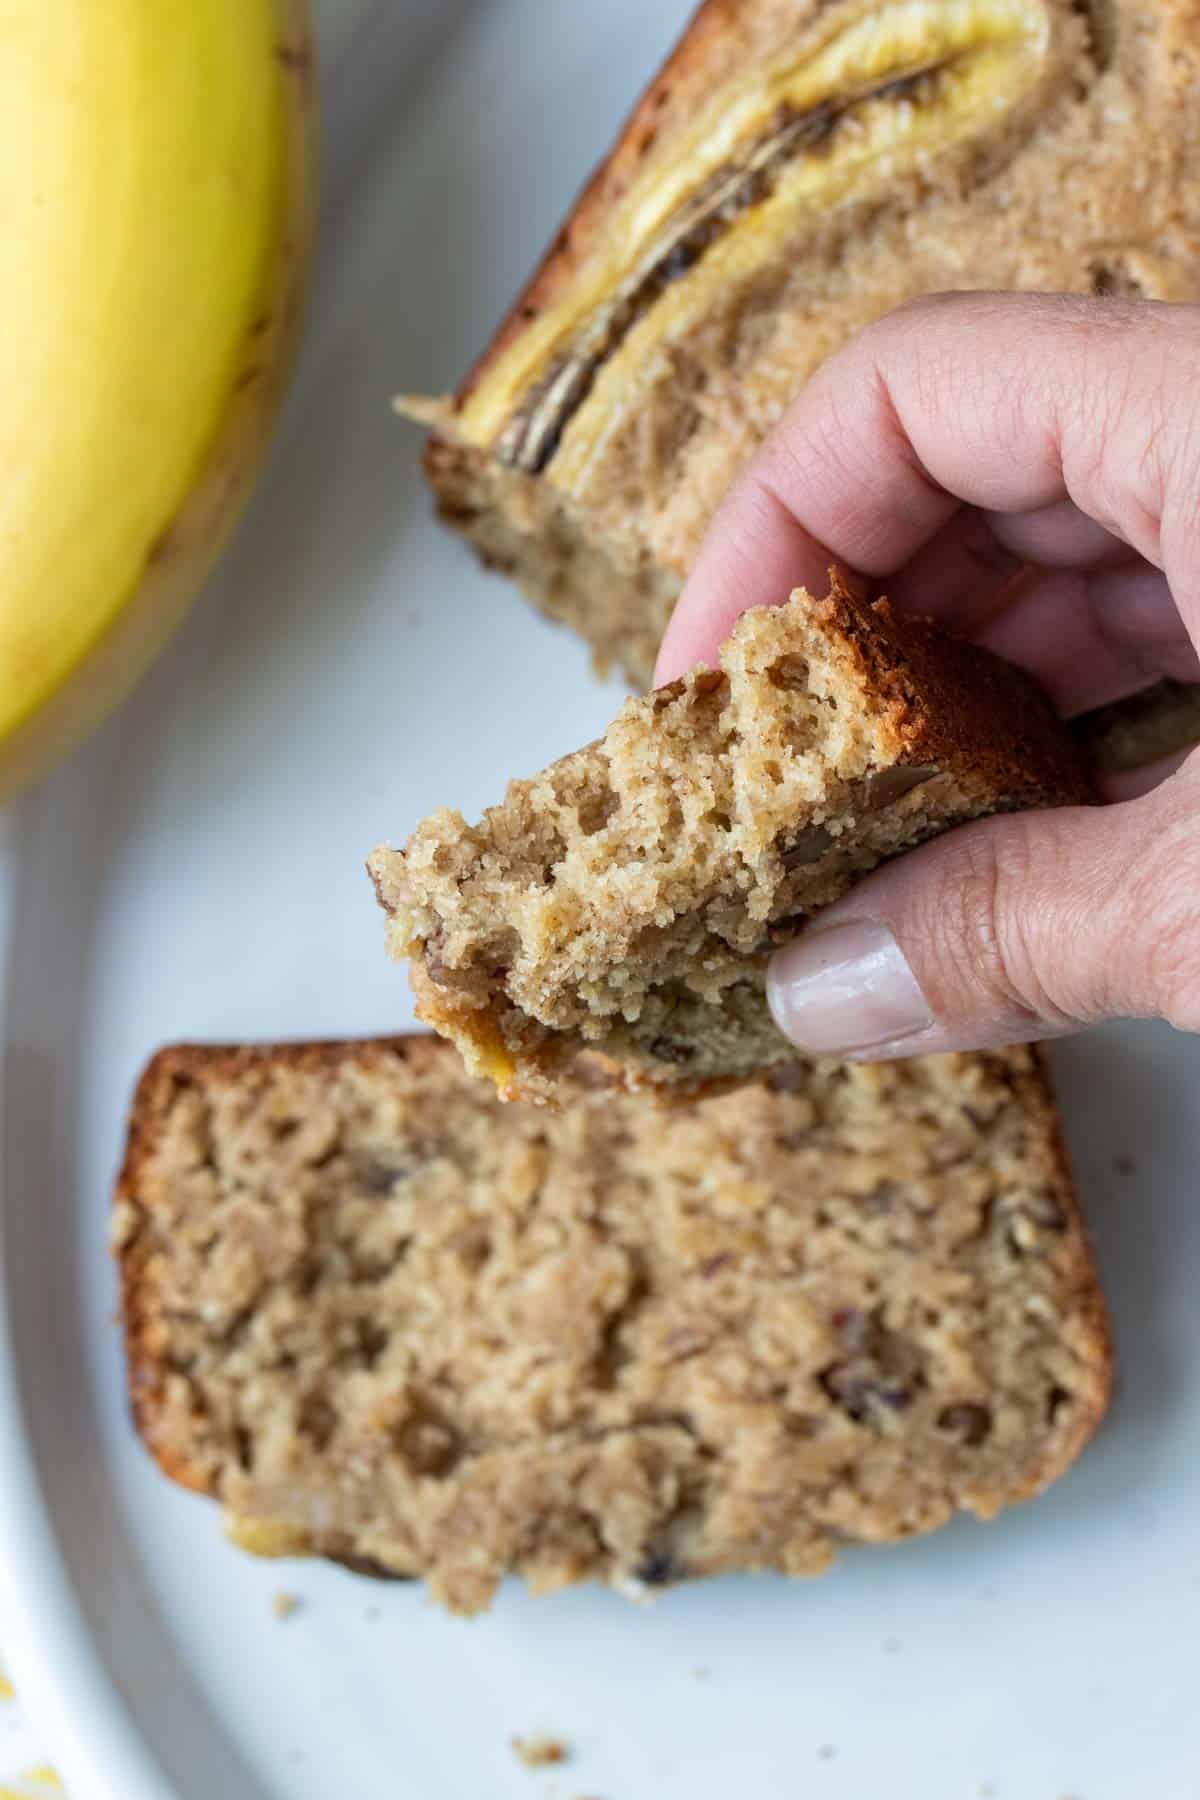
[
  {"left": 115, "top": 1035, "right": 1110, "bottom": 1616},
  {"left": 407, "top": 0, "right": 1200, "bottom": 687},
  {"left": 368, "top": 578, "right": 1091, "bottom": 1100}
]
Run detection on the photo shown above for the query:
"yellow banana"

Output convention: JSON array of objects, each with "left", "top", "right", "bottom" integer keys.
[{"left": 0, "top": 0, "right": 315, "bottom": 802}]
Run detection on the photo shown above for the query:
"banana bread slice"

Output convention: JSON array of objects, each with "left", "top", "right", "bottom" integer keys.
[
  {"left": 407, "top": 0, "right": 1200, "bottom": 687},
  {"left": 115, "top": 1035, "right": 1110, "bottom": 1617},
  {"left": 368, "top": 578, "right": 1091, "bottom": 1101}
]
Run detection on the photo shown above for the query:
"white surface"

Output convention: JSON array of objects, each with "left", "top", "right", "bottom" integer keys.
[{"left": 1, "top": 2, "right": 1199, "bottom": 1796}]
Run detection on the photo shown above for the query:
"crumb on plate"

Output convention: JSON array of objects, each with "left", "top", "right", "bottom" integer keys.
[{"left": 511, "top": 1735, "right": 569, "bottom": 1769}]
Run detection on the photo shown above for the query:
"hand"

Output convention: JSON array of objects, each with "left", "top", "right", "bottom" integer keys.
[{"left": 654, "top": 293, "right": 1200, "bottom": 1060}]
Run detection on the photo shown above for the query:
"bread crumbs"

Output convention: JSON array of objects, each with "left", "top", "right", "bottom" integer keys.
[{"left": 511, "top": 1735, "right": 569, "bottom": 1769}]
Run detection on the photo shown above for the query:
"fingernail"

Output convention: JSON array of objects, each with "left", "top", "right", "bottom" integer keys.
[{"left": 767, "top": 919, "right": 933, "bottom": 1056}]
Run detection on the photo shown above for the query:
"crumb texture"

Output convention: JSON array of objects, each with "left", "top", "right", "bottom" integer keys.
[
  {"left": 369, "top": 582, "right": 1090, "bottom": 1098},
  {"left": 118, "top": 1036, "right": 1110, "bottom": 1616}
]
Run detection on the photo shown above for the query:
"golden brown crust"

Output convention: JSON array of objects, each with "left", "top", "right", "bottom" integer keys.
[
  {"left": 117, "top": 1046, "right": 208, "bottom": 1492},
  {"left": 801, "top": 578, "right": 1095, "bottom": 807},
  {"left": 997, "top": 1047, "right": 1113, "bottom": 1495}
]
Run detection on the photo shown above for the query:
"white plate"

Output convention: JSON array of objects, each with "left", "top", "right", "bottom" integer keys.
[{"left": 2, "top": 3, "right": 1200, "bottom": 1796}]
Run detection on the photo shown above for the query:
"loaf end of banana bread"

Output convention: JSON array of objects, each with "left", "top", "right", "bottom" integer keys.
[{"left": 408, "top": 0, "right": 1200, "bottom": 686}]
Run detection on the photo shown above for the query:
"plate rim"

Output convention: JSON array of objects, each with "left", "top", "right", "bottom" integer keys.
[
  {"left": 0, "top": 1294, "right": 174, "bottom": 1800},
  {"left": 0, "top": 5, "right": 433, "bottom": 1793},
  {"left": 0, "top": 805, "right": 174, "bottom": 1799}
]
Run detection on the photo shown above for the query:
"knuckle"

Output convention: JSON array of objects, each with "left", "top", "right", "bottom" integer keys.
[
  {"left": 1102, "top": 777, "right": 1200, "bottom": 1028},
  {"left": 825, "top": 294, "right": 959, "bottom": 402},
  {"left": 884, "top": 290, "right": 987, "bottom": 334},
  {"left": 1149, "top": 924, "right": 1200, "bottom": 1032},
  {"left": 766, "top": 407, "right": 844, "bottom": 498},
  {"left": 922, "top": 820, "right": 1074, "bottom": 1029},
  {"left": 1158, "top": 411, "right": 1200, "bottom": 594},
  {"left": 1133, "top": 846, "right": 1200, "bottom": 1030},
  {"left": 1062, "top": 352, "right": 1140, "bottom": 528},
  {"left": 1066, "top": 310, "right": 1200, "bottom": 558}
]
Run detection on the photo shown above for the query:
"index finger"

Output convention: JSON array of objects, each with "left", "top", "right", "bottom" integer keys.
[{"left": 653, "top": 291, "right": 1200, "bottom": 683}]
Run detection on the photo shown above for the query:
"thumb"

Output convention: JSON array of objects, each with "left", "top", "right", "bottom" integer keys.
[{"left": 766, "top": 758, "right": 1200, "bottom": 1059}]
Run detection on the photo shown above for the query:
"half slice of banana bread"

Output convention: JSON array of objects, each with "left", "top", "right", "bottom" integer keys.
[
  {"left": 368, "top": 579, "right": 1091, "bottom": 1101},
  {"left": 115, "top": 1035, "right": 1110, "bottom": 1616}
]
